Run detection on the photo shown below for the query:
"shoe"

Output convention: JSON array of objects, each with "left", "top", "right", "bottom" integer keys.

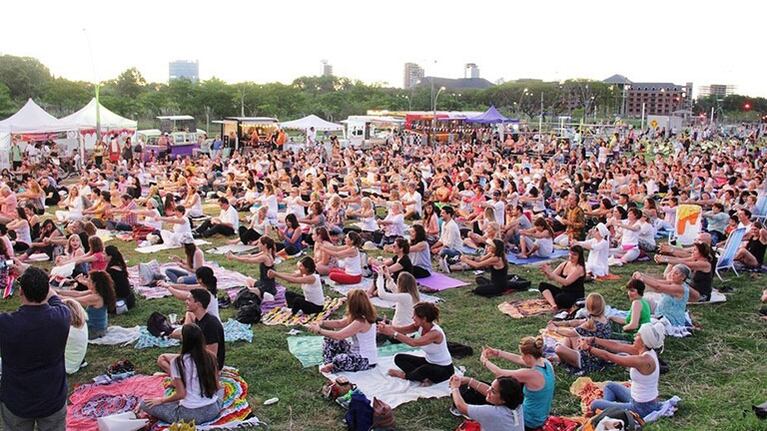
[
  {"left": 439, "top": 257, "right": 451, "bottom": 274},
  {"left": 449, "top": 406, "right": 469, "bottom": 419}
]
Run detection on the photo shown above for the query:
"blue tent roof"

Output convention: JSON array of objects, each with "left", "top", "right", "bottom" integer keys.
[{"left": 466, "top": 105, "right": 511, "bottom": 124}]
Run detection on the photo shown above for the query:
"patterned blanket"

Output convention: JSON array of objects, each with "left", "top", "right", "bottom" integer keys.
[
  {"left": 129, "top": 263, "right": 250, "bottom": 299},
  {"left": 498, "top": 298, "right": 553, "bottom": 319},
  {"left": 261, "top": 297, "right": 346, "bottom": 326}
]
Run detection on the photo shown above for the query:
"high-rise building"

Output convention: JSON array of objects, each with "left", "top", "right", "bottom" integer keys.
[
  {"left": 169, "top": 60, "right": 199, "bottom": 82},
  {"left": 403, "top": 62, "right": 424, "bottom": 89},
  {"left": 699, "top": 84, "right": 735, "bottom": 98},
  {"left": 321, "top": 60, "right": 333, "bottom": 77},
  {"left": 464, "top": 63, "right": 479, "bottom": 79}
]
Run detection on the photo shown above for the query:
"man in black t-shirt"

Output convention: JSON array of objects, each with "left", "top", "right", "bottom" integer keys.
[{"left": 158, "top": 289, "right": 225, "bottom": 373}]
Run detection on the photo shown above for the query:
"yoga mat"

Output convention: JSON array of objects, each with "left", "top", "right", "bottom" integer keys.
[
  {"left": 688, "top": 289, "right": 727, "bottom": 305},
  {"left": 287, "top": 335, "right": 418, "bottom": 368},
  {"left": 134, "top": 239, "right": 210, "bottom": 254},
  {"left": 206, "top": 244, "right": 258, "bottom": 255},
  {"left": 417, "top": 273, "right": 469, "bottom": 292},
  {"left": 261, "top": 297, "right": 346, "bottom": 326},
  {"left": 506, "top": 248, "right": 569, "bottom": 265},
  {"left": 321, "top": 350, "right": 461, "bottom": 409}
]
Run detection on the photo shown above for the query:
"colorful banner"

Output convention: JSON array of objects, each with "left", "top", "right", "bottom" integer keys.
[{"left": 675, "top": 204, "right": 702, "bottom": 246}]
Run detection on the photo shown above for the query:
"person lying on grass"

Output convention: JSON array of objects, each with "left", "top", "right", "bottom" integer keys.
[{"left": 377, "top": 302, "right": 454, "bottom": 386}]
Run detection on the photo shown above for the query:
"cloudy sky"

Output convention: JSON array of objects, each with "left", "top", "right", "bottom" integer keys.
[{"left": 1, "top": 0, "right": 763, "bottom": 97}]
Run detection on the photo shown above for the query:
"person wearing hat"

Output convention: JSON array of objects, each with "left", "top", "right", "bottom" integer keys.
[
  {"left": 632, "top": 265, "right": 690, "bottom": 327},
  {"left": 574, "top": 222, "right": 610, "bottom": 279},
  {"left": 579, "top": 321, "right": 666, "bottom": 418}
]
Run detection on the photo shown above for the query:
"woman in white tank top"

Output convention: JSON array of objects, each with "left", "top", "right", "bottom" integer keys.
[
  {"left": 378, "top": 302, "right": 454, "bottom": 385},
  {"left": 307, "top": 290, "right": 377, "bottom": 373},
  {"left": 321, "top": 232, "right": 364, "bottom": 285},
  {"left": 583, "top": 321, "right": 665, "bottom": 418},
  {"left": 270, "top": 256, "right": 326, "bottom": 315}
]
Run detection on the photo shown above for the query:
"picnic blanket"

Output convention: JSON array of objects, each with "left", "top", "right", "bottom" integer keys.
[
  {"left": 133, "top": 321, "right": 252, "bottom": 349},
  {"left": 89, "top": 326, "right": 141, "bottom": 346},
  {"left": 688, "top": 289, "right": 727, "bottom": 305},
  {"left": 321, "top": 350, "right": 460, "bottom": 408},
  {"left": 287, "top": 335, "right": 418, "bottom": 368},
  {"left": 129, "top": 263, "right": 250, "bottom": 299},
  {"left": 507, "top": 249, "right": 570, "bottom": 265},
  {"left": 417, "top": 273, "right": 469, "bottom": 292},
  {"left": 206, "top": 244, "right": 258, "bottom": 255},
  {"left": 261, "top": 297, "right": 346, "bottom": 326},
  {"left": 332, "top": 282, "right": 442, "bottom": 309},
  {"left": 498, "top": 298, "right": 553, "bottom": 319},
  {"left": 569, "top": 377, "right": 680, "bottom": 423},
  {"left": 67, "top": 374, "right": 166, "bottom": 430},
  {"left": 152, "top": 367, "right": 261, "bottom": 430},
  {"left": 135, "top": 327, "right": 180, "bottom": 349},
  {"left": 134, "top": 239, "right": 210, "bottom": 254},
  {"left": 222, "top": 318, "right": 253, "bottom": 343}
]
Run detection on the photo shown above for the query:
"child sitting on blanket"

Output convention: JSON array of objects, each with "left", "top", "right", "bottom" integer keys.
[
  {"left": 549, "top": 293, "right": 612, "bottom": 373},
  {"left": 307, "top": 289, "right": 378, "bottom": 373}
]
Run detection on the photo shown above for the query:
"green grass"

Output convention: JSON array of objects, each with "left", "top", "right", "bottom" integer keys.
[{"left": 4, "top": 219, "right": 767, "bottom": 430}]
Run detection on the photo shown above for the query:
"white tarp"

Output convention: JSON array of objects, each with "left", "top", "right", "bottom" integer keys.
[
  {"left": 0, "top": 98, "right": 58, "bottom": 133},
  {"left": 279, "top": 114, "right": 343, "bottom": 132}
]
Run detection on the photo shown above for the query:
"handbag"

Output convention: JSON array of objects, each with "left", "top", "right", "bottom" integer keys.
[
  {"left": 371, "top": 397, "right": 395, "bottom": 429},
  {"left": 321, "top": 376, "right": 354, "bottom": 400}
]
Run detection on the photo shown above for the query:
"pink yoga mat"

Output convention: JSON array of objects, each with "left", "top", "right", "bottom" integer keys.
[{"left": 417, "top": 273, "right": 469, "bottom": 291}]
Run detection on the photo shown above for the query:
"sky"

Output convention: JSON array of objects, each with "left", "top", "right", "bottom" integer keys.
[{"left": 1, "top": 0, "right": 764, "bottom": 97}]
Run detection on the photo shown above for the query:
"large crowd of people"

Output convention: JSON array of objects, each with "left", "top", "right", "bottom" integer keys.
[{"left": 0, "top": 121, "right": 766, "bottom": 429}]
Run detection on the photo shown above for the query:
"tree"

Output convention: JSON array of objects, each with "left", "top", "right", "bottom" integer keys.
[
  {"left": 0, "top": 55, "right": 52, "bottom": 100},
  {"left": 0, "top": 83, "right": 16, "bottom": 118},
  {"left": 112, "top": 68, "right": 147, "bottom": 99},
  {"left": 42, "top": 78, "right": 92, "bottom": 116}
]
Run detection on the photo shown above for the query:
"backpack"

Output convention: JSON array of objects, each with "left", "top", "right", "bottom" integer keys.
[
  {"left": 233, "top": 287, "right": 261, "bottom": 309},
  {"left": 344, "top": 391, "right": 373, "bottom": 431},
  {"left": 147, "top": 312, "right": 174, "bottom": 337},
  {"left": 447, "top": 341, "right": 474, "bottom": 359},
  {"left": 507, "top": 274, "right": 532, "bottom": 291},
  {"left": 584, "top": 408, "right": 644, "bottom": 431},
  {"left": 235, "top": 303, "right": 262, "bottom": 324}
]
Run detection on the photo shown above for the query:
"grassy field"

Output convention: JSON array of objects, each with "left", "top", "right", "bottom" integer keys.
[{"left": 3, "top": 217, "right": 767, "bottom": 431}]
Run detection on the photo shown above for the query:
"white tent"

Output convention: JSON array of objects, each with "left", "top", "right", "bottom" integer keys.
[
  {"left": 0, "top": 98, "right": 58, "bottom": 133},
  {"left": 279, "top": 114, "right": 343, "bottom": 132},
  {"left": 55, "top": 98, "right": 137, "bottom": 131}
]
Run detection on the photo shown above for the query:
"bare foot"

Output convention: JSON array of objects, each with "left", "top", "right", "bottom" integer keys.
[
  {"left": 320, "top": 363, "right": 334, "bottom": 373},
  {"left": 387, "top": 369, "right": 406, "bottom": 379},
  {"left": 227, "top": 238, "right": 241, "bottom": 245}
]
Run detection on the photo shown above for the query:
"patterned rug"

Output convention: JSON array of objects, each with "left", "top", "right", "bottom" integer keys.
[
  {"left": 497, "top": 298, "right": 553, "bottom": 319},
  {"left": 261, "top": 297, "right": 346, "bottom": 326}
]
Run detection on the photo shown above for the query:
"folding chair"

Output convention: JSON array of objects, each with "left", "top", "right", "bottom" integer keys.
[
  {"left": 715, "top": 227, "right": 746, "bottom": 281},
  {"left": 753, "top": 194, "right": 767, "bottom": 222}
]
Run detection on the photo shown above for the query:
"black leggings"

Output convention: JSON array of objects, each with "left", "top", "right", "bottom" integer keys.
[
  {"left": 411, "top": 266, "right": 431, "bottom": 279},
  {"left": 285, "top": 291, "right": 324, "bottom": 315},
  {"left": 472, "top": 276, "right": 507, "bottom": 297},
  {"left": 275, "top": 243, "right": 301, "bottom": 256},
  {"left": 393, "top": 353, "right": 453, "bottom": 384},
  {"left": 538, "top": 282, "right": 582, "bottom": 309},
  {"left": 238, "top": 227, "right": 262, "bottom": 245}
]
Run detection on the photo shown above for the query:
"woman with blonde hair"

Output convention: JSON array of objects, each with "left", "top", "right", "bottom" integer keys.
[
  {"left": 477, "top": 337, "right": 556, "bottom": 429},
  {"left": 550, "top": 292, "right": 612, "bottom": 373},
  {"left": 63, "top": 298, "right": 88, "bottom": 374},
  {"left": 55, "top": 185, "right": 85, "bottom": 222},
  {"left": 308, "top": 289, "right": 378, "bottom": 373}
]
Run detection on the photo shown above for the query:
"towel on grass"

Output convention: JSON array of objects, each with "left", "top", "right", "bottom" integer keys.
[
  {"left": 287, "top": 335, "right": 417, "bottom": 368},
  {"left": 67, "top": 375, "right": 166, "bottom": 430},
  {"left": 135, "top": 327, "right": 180, "bottom": 350},
  {"left": 261, "top": 297, "right": 346, "bottom": 326},
  {"left": 498, "top": 298, "right": 552, "bottom": 319},
  {"left": 688, "top": 289, "right": 727, "bottom": 305},
  {"left": 89, "top": 326, "right": 141, "bottom": 346},
  {"left": 206, "top": 244, "right": 258, "bottom": 255},
  {"left": 332, "top": 282, "right": 442, "bottom": 309},
  {"left": 416, "top": 273, "right": 469, "bottom": 292},
  {"left": 222, "top": 319, "right": 253, "bottom": 343},
  {"left": 321, "top": 350, "right": 460, "bottom": 408},
  {"left": 152, "top": 367, "right": 261, "bottom": 430},
  {"left": 134, "top": 239, "right": 210, "bottom": 254}
]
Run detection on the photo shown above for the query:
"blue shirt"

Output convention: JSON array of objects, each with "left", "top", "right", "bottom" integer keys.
[
  {"left": 523, "top": 360, "right": 555, "bottom": 428},
  {"left": 0, "top": 295, "right": 70, "bottom": 418}
]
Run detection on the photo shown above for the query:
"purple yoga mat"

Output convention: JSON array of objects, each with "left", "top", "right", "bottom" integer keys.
[
  {"left": 417, "top": 273, "right": 469, "bottom": 291},
  {"left": 226, "top": 285, "right": 287, "bottom": 313}
]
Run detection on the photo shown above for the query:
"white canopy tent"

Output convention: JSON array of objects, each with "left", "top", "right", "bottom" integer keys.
[
  {"left": 54, "top": 98, "right": 137, "bottom": 131},
  {"left": 279, "top": 114, "right": 343, "bottom": 132},
  {"left": 0, "top": 99, "right": 60, "bottom": 169}
]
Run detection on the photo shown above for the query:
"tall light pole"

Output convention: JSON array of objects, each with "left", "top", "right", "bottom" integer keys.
[
  {"left": 432, "top": 86, "right": 446, "bottom": 147},
  {"left": 538, "top": 92, "right": 544, "bottom": 134},
  {"left": 82, "top": 28, "right": 100, "bottom": 162}
]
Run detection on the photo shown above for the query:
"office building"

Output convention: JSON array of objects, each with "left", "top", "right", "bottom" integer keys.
[
  {"left": 403, "top": 62, "right": 425, "bottom": 89},
  {"left": 169, "top": 60, "right": 199, "bottom": 82}
]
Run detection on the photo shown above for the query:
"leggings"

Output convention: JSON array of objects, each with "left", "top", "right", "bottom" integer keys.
[
  {"left": 472, "top": 276, "right": 507, "bottom": 297},
  {"left": 165, "top": 268, "right": 197, "bottom": 284},
  {"left": 322, "top": 338, "right": 371, "bottom": 372},
  {"left": 238, "top": 226, "right": 261, "bottom": 245},
  {"left": 411, "top": 266, "right": 431, "bottom": 279},
  {"left": 589, "top": 381, "right": 661, "bottom": 417},
  {"left": 141, "top": 399, "right": 221, "bottom": 425},
  {"left": 538, "top": 282, "right": 583, "bottom": 309},
  {"left": 276, "top": 243, "right": 301, "bottom": 256},
  {"left": 285, "top": 291, "right": 324, "bottom": 315},
  {"left": 328, "top": 268, "right": 362, "bottom": 285},
  {"left": 393, "top": 353, "right": 453, "bottom": 383}
]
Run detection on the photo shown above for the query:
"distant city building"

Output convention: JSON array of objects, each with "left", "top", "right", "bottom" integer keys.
[
  {"left": 169, "top": 60, "right": 199, "bottom": 82},
  {"left": 603, "top": 75, "right": 692, "bottom": 117},
  {"left": 464, "top": 63, "right": 480, "bottom": 79},
  {"left": 322, "top": 60, "right": 333, "bottom": 77},
  {"left": 403, "top": 62, "right": 424, "bottom": 89},
  {"left": 698, "top": 84, "right": 735, "bottom": 98}
]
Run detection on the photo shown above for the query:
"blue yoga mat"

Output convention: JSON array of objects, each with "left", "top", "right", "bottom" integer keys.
[{"left": 506, "top": 249, "right": 569, "bottom": 265}]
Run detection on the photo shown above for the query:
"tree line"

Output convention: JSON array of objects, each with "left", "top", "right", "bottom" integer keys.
[{"left": 1, "top": 55, "right": 764, "bottom": 130}]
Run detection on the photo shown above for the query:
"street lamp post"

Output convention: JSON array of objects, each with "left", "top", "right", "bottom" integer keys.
[
  {"left": 538, "top": 92, "right": 544, "bottom": 135},
  {"left": 432, "top": 86, "right": 446, "bottom": 147}
]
